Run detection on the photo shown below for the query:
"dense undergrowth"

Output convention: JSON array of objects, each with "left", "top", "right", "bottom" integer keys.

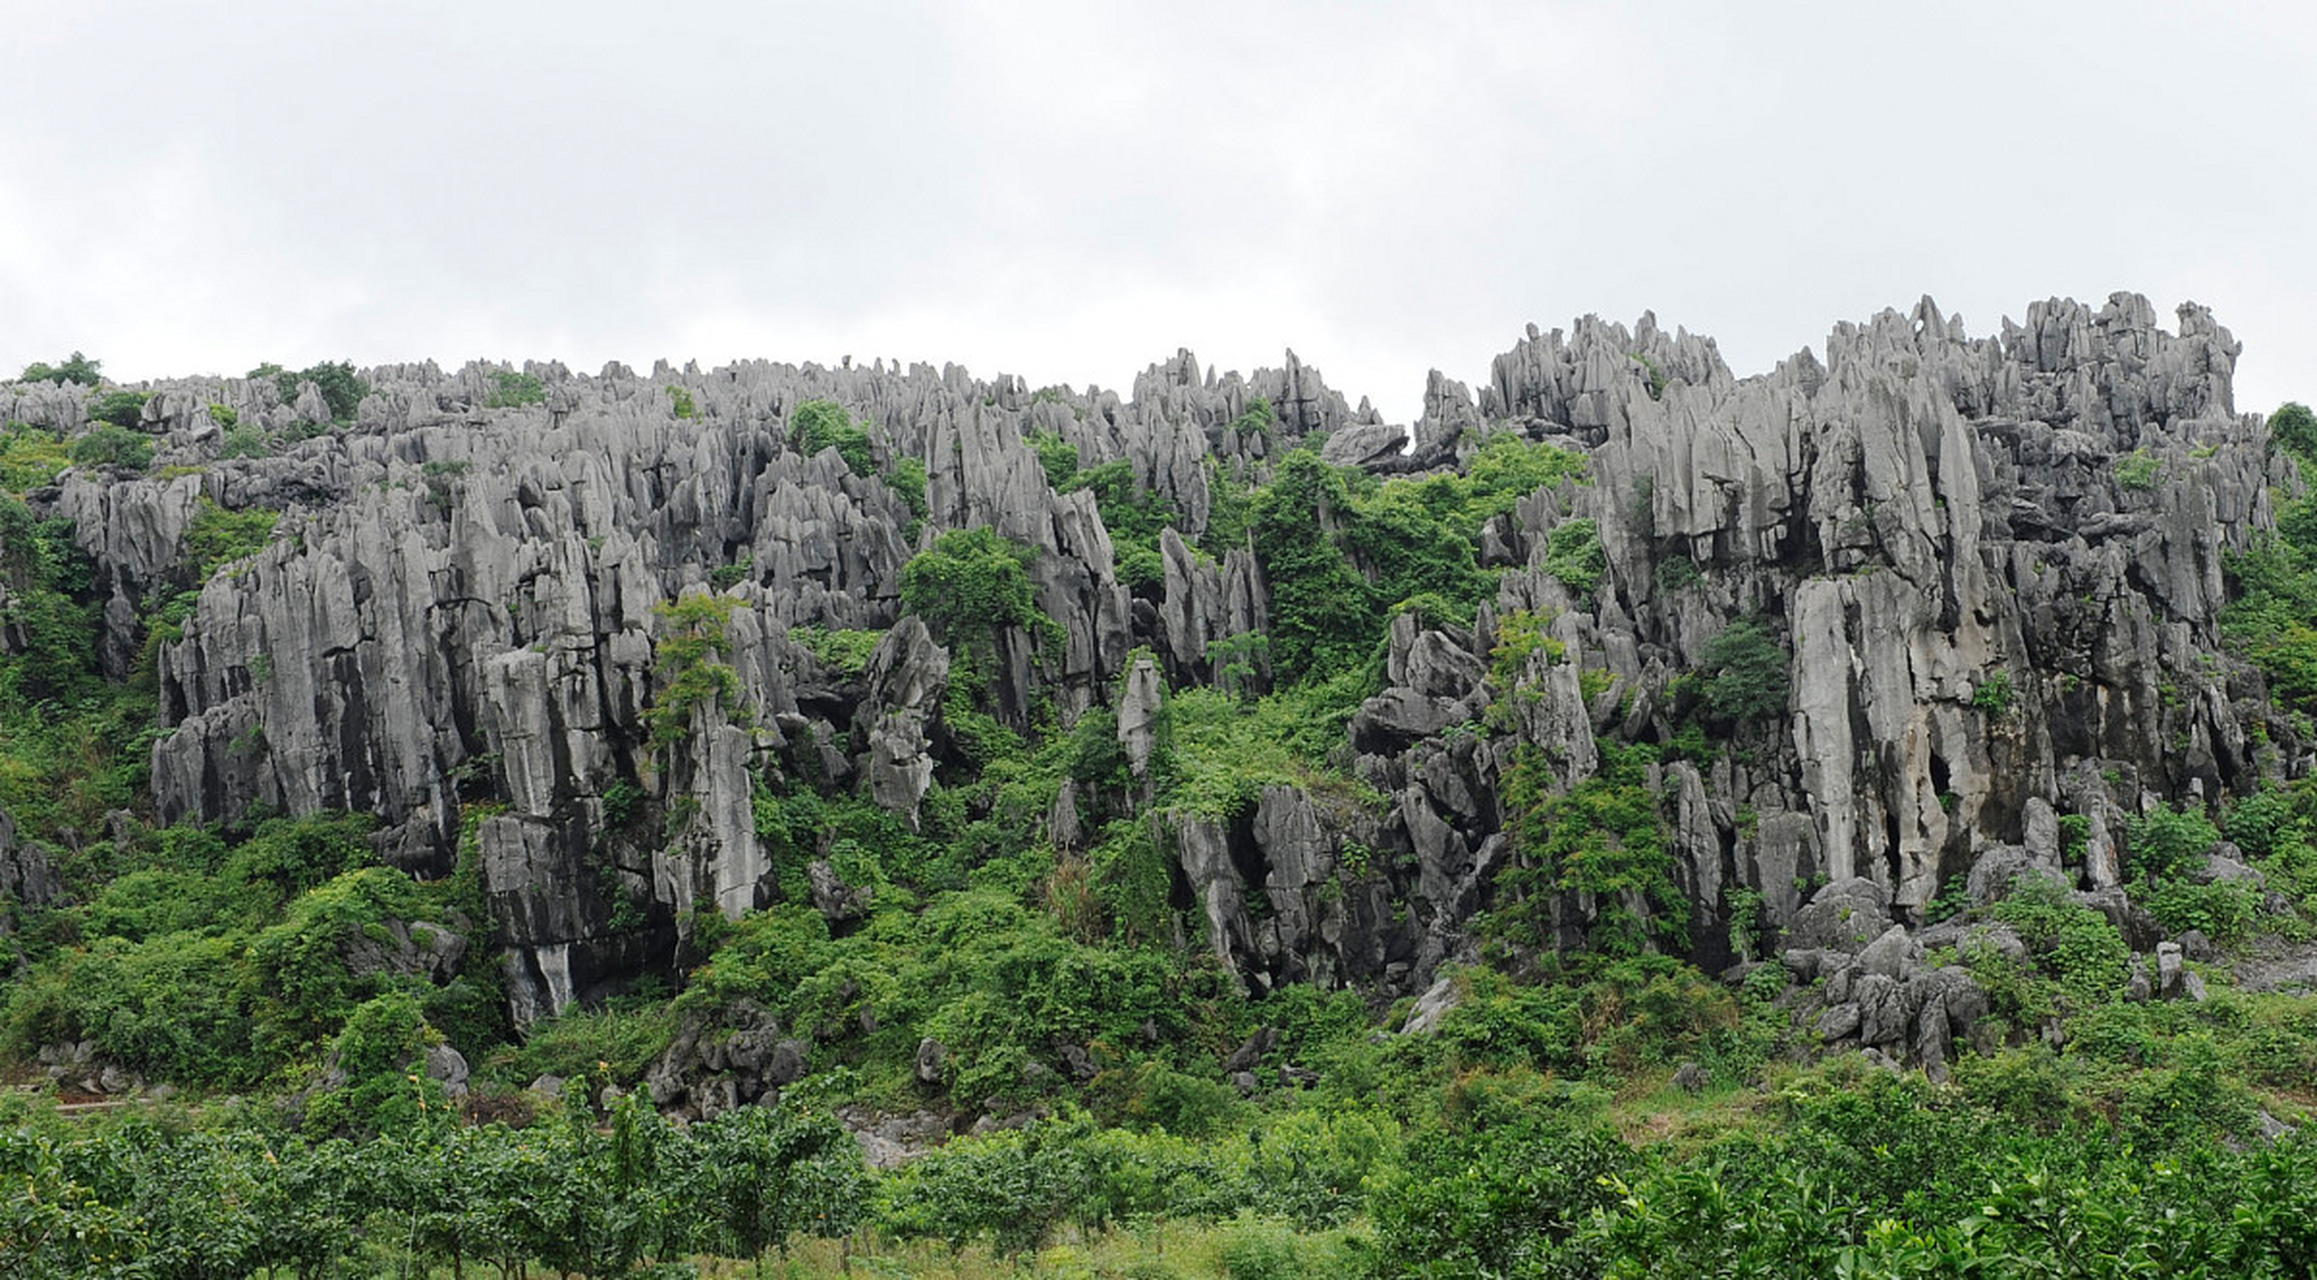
[{"left": 11, "top": 369, "right": 2317, "bottom": 1275}]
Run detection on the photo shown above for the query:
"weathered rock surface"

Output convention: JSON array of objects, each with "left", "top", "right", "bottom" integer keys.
[{"left": 12, "top": 290, "right": 2283, "bottom": 1060}]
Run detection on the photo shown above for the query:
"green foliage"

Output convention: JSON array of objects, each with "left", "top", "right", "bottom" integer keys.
[
  {"left": 2124, "top": 801, "right": 2219, "bottom": 881},
  {"left": 88, "top": 390, "right": 149, "bottom": 429},
  {"left": 790, "top": 624, "right": 883, "bottom": 677},
  {"left": 1161, "top": 669, "right": 1372, "bottom": 820},
  {"left": 2140, "top": 875, "right": 2260, "bottom": 945},
  {"left": 1368, "top": 1108, "right": 1630, "bottom": 1280},
  {"left": 1029, "top": 429, "right": 1080, "bottom": 488},
  {"left": 484, "top": 368, "right": 546, "bottom": 407},
  {"left": 1543, "top": 517, "right": 1605, "bottom": 596},
  {"left": 884, "top": 454, "right": 929, "bottom": 524},
  {"left": 2273, "top": 401, "right": 2317, "bottom": 463},
  {"left": 1988, "top": 872, "right": 2131, "bottom": 1002},
  {"left": 708, "top": 553, "right": 752, "bottom": 590},
  {"left": 646, "top": 594, "right": 744, "bottom": 749},
  {"left": 0, "top": 422, "right": 69, "bottom": 492},
  {"left": 790, "top": 398, "right": 873, "bottom": 475},
  {"left": 1972, "top": 668, "right": 2014, "bottom": 715},
  {"left": 1230, "top": 396, "right": 1277, "bottom": 441},
  {"left": 667, "top": 384, "right": 696, "bottom": 418},
  {"left": 1653, "top": 554, "right": 1702, "bottom": 592},
  {"left": 501, "top": 999, "right": 678, "bottom": 1086},
  {"left": 180, "top": 498, "right": 278, "bottom": 584},
  {"left": 1064, "top": 458, "right": 1179, "bottom": 590},
  {"left": 217, "top": 419, "right": 270, "bottom": 460},
  {"left": 1697, "top": 619, "right": 1790, "bottom": 723},
  {"left": 67, "top": 424, "right": 153, "bottom": 472},
  {"left": 17, "top": 351, "right": 102, "bottom": 386},
  {"left": 2223, "top": 513, "right": 2317, "bottom": 716},
  {"left": 0, "top": 502, "right": 153, "bottom": 831},
  {"left": 2115, "top": 447, "right": 2161, "bottom": 491},
  {"left": 1250, "top": 451, "right": 1379, "bottom": 678},
  {"left": 899, "top": 526, "right": 1046, "bottom": 647},
  {"left": 265, "top": 360, "right": 368, "bottom": 422},
  {"left": 1492, "top": 744, "right": 1688, "bottom": 957}
]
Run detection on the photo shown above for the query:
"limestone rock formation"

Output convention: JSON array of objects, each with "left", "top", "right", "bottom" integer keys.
[{"left": 8, "top": 291, "right": 2284, "bottom": 1077}]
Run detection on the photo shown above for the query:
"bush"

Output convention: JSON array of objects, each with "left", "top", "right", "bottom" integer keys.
[
  {"left": 884, "top": 456, "right": 929, "bottom": 523},
  {"left": 68, "top": 425, "right": 154, "bottom": 472},
  {"left": 899, "top": 526, "right": 1044, "bottom": 646},
  {"left": 2125, "top": 802, "right": 2219, "bottom": 881},
  {"left": 259, "top": 361, "right": 367, "bottom": 422},
  {"left": 2272, "top": 402, "right": 2317, "bottom": 463},
  {"left": 485, "top": 370, "right": 545, "bottom": 408},
  {"left": 1367, "top": 1111, "right": 1630, "bottom": 1280},
  {"left": 182, "top": 499, "right": 279, "bottom": 584},
  {"left": 1972, "top": 669, "right": 2014, "bottom": 715},
  {"left": 88, "top": 391, "right": 149, "bottom": 429},
  {"left": 646, "top": 595, "right": 743, "bottom": 748},
  {"left": 1698, "top": 620, "right": 1789, "bottom": 723},
  {"left": 18, "top": 351, "right": 102, "bottom": 385},
  {"left": 790, "top": 399, "right": 873, "bottom": 475},
  {"left": 790, "top": 625, "right": 883, "bottom": 677},
  {"left": 1544, "top": 517, "right": 1606, "bottom": 596},
  {"left": 2115, "top": 448, "right": 2161, "bottom": 491}
]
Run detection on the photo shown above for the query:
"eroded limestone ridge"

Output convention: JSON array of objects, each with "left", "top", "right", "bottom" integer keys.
[{"left": 1, "top": 292, "right": 2285, "bottom": 1052}]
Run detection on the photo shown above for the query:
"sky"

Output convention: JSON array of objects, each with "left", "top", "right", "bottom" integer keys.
[{"left": 2, "top": 0, "right": 2313, "bottom": 424}]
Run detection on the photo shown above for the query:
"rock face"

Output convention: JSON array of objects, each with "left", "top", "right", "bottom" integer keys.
[{"left": 19, "top": 293, "right": 2285, "bottom": 1046}]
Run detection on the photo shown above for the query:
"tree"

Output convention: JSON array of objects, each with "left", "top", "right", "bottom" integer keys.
[
  {"left": 2272, "top": 402, "right": 2317, "bottom": 464},
  {"left": 18, "top": 351, "right": 102, "bottom": 386},
  {"left": 899, "top": 526, "right": 1044, "bottom": 646},
  {"left": 1698, "top": 620, "right": 1789, "bottom": 723}
]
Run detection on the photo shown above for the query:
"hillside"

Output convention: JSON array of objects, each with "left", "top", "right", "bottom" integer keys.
[{"left": 6, "top": 294, "right": 2317, "bottom": 1275}]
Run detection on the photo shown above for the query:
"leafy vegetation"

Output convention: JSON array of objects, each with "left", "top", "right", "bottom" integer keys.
[
  {"left": 485, "top": 368, "right": 546, "bottom": 407},
  {"left": 646, "top": 595, "right": 745, "bottom": 749},
  {"left": 790, "top": 399, "right": 872, "bottom": 475},
  {"left": 1694, "top": 619, "right": 1790, "bottom": 724},
  {"left": 67, "top": 424, "right": 153, "bottom": 472},
  {"left": 17, "top": 351, "right": 103, "bottom": 386},
  {"left": 17, "top": 380, "right": 2317, "bottom": 1278},
  {"left": 899, "top": 526, "right": 1046, "bottom": 647}
]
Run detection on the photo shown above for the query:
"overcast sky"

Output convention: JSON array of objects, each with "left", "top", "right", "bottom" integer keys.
[{"left": 4, "top": 1, "right": 2312, "bottom": 423}]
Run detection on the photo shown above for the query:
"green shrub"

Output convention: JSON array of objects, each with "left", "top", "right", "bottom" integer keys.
[
  {"left": 218, "top": 421, "right": 271, "bottom": 460},
  {"left": 18, "top": 351, "right": 102, "bottom": 386},
  {"left": 68, "top": 425, "right": 154, "bottom": 472},
  {"left": 884, "top": 456, "right": 929, "bottom": 522},
  {"left": 1249, "top": 452, "right": 1378, "bottom": 679},
  {"left": 88, "top": 390, "right": 149, "bottom": 429},
  {"left": 499, "top": 999, "right": 678, "bottom": 1086},
  {"left": 790, "top": 399, "right": 873, "bottom": 475},
  {"left": 1654, "top": 555, "right": 1702, "bottom": 591},
  {"left": 790, "top": 625, "right": 883, "bottom": 676},
  {"left": 2140, "top": 876, "right": 2260, "bottom": 945},
  {"left": 0, "top": 423, "right": 70, "bottom": 491},
  {"left": 2115, "top": 448, "right": 2161, "bottom": 491},
  {"left": 1367, "top": 1111, "right": 1630, "bottom": 1280},
  {"left": 899, "top": 526, "right": 1044, "bottom": 645},
  {"left": 646, "top": 595, "right": 744, "bottom": 748},
  {"left": 1990, "top": 873, "right": 2130, "bottom": 1000},
  {"left": 2125, "top": 802, "right": 2219, "bottom": 881},
  {"left": 1972, "top": 669, "right": 2014, "bottom": 715},
  {"left": 484, "top": 369, "right": 545, "bottom": 408},
  {"left": 1697, "top": 620, "right": 1789, "bottom": 723},
  {"left": 2271, "top": 402, "right": 2317, "bottom": 463},
  {"left": 1544, "top": 517, "right": 1606, "bottom": 595},
  {"left": 182, "top": 498, "right": 279, "bottom": 584},
  {"left": 1029, "top": 430, "right": 1080, "bottom": 488}
]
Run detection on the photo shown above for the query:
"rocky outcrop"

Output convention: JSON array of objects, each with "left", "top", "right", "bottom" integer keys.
[{"left": 9, "top": 290, "right": 2280, "bottom": 1041}]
